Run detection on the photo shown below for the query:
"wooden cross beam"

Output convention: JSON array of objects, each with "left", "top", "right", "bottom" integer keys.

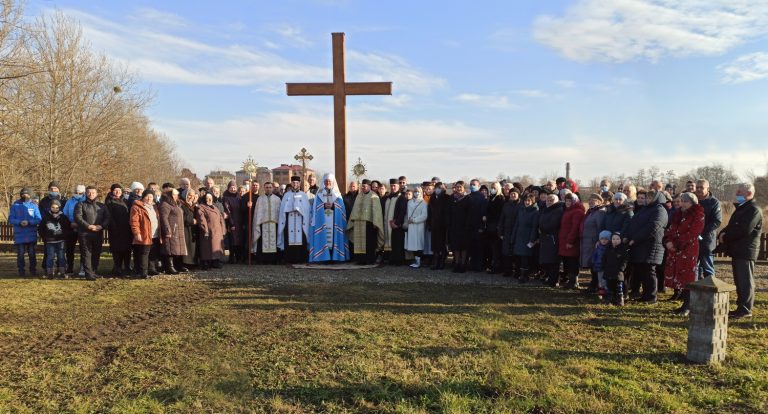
[{"left": 286, "top": 32, "right": 392, "bottom": 192}]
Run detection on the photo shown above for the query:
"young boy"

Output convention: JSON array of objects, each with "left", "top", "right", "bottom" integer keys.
[
  {"left": 9, "top": 187, "right": 42, "bottom": 276},
  {"left": 602, "top": 232, "right": 629, "bottom": 306},
  {"left": 40, "top": 199, "right": 71, "bottom": 278},
  {"left": 591, "top": 230, "right": 612, "bottom": 298}
]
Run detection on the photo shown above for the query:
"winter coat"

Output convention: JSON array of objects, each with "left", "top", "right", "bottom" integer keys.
[
  {"left": 485, "top": 194, "right": 505, "bottom": 236},
  {"left": 580, "top": 206, "right": 606, "bottom": 267},
  {"left": 511, "top": 203, "right": 539, "bottom": 257},
  {"left": 39, "top": 193, "right": 67, "bottom": 217},
  {"left": 698, "top": 195, "right": 722, "bottom": 253},
  {"left": 602, "top": 243, "right": 629, "bottom": 281},
  {"left": 538, "top": 202, "right": 564, "bottom": 264},
  {"left": 498, "top": 200, "right": 521, "bottom": 256},
  {"left": 558, "top": 201, "right": 585, "bottom": 258},
  {"left": 221, "top": 191, "right": 243, "bottom": 246},
  {"left": 40, "top": 211, "right": 71, "bottom": 243},
  {"left": 196, "top": 203, "right": 226, "bottom": 261},
  {"left": 105, "top": 195, "right": 132, "bottom": 253},
  {"left": 63, "top": 194, "right": 85, "bottom": 224},
  {"left": 75, "top": 198, "right": 111, "bottom": 238},
  {"left": 625, "top": 192, "right": 668, "bottom": 264},
  {"left": 720, "top": 199, "right": 763, "bottom": 261},
  {"left": 447, "top": 194, "right": 471, "bottom": 251},
  {"left": 159, "top": 198, "right": 188, "bottom": 256},
  {"left": 466, "top": 191, "right": 488, "bottom": 237},
  {"left": 130, "top": 200, "right": 160, "bottom": 246},
  {"left": 428, "top": 192, "right": 449, "bottom": 247},
  {"left": 591, "top": 243, "right": 607, "bottom": 272},
  {"left": 663, "top": 204, "right": 705, "bottom": 290},
  {"left": 603, "top": 202, "right": 633, "bottom": 236},
  {"left": 181, "top": 202, "right": 198, "bottom": 265},
  {"left": 404, "top": 198, "right": 428, "bottom": 251},
  {"left": 9, "top": 199, "right": 42, "bottom": 244}
]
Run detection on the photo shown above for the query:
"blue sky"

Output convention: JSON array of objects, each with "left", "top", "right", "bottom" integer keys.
[{"left": 27, "top": 0, "right": 768, "bottom": 183}]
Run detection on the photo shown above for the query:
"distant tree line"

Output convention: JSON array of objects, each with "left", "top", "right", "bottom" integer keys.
[{"left": 1, "top": 0, "right": 181, "bottom": 219}]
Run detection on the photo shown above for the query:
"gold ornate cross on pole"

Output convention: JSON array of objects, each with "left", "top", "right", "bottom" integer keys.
[
  {"left": 294, "top": 147, "right": 314, "bottom": 187},
  {"left": 286, "top": 32, "right": 392, "bottom": 192}
]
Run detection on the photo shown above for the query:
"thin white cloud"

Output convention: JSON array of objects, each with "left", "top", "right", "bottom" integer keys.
[
  {"left": 455, "top": 93, "right": 520, "bottom": 110},
  {"left": 347, "top": 50, "right": 446, "bottom": 95},
  {"left": 132, "top": 7, "right": 187, "bottom": 28},
  {"left": 52, "top": 7, "right": 441, "bottom": 96},
  {"left": 533, "top": 0, "right": 768, "bottom": 63},
  {"left": 719, "top": 52, "right": 768, "bottom": 83},
  {"left": 557, "top": 80, "right": 576, "bottom": 88},
  {"left": 513, "top": 89, "right": 548, "bottom": 98},
  {"left": 270, "top": 23, "right": 313, "bottom": 48}
]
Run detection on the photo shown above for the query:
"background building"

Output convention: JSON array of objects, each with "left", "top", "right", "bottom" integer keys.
[{"left": 272, "top": 164, "right": 314, "bottom": 186}]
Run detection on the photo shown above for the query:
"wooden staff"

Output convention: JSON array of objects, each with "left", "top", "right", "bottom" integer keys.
[{"left": 248, "top": 183, "right": 253, "bottom": 265}]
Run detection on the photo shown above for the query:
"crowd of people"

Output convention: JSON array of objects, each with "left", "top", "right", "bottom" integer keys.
[{"left": 8, "top": 173, "right": 763, "bottom": 319}]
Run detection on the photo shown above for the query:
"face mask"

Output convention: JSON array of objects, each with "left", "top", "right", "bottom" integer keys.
[
  {"left": 413, "top": 192, "right": 420, "bottom": 198},
  {"left": 434, "top": 188, "right": 443, "bottom": 195},
  {"left": 735, "top": 195, "right": 746, "bottom": 204},
  {"left": 600, "top": 186, "right": 609, "bottom": 192},
  {"left": 490, "top": 189, "right": 497, "bottom": 195},
  {"left": 470, "top": 185, "right": 479, "bottom": 193},
  {"left": 49, "top": 191, "right": 59, "bottom": 198}
]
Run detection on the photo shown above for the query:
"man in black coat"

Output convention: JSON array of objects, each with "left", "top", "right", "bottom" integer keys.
[
  {"left": 105, "top": 184, "right": 133, "bottom": 277},
  {"left": 624, "top": 189, "right": 668, "bottom": 303},
  {"left": 74, "top": 186, "right": 111, "bottom": 280},
  {"left": 388, "top": 177, "right": 409, "bottom": 266},
  {"left": 695, "top": 179, "right": 722, "bottom": 279},
  {"left": 428, "top": 182, "right": 449, "bottom": 269},
  {"left": 466, "top": 179, "right": 488, "bottom": 271},
  {"left": 718, "top": 183, "right": 763, "bottom": 319},
  {"left": 538, "top": 194, "right": 564, "bottom": 286}
]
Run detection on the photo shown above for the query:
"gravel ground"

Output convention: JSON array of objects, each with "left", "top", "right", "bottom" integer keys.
[{"left": 156, "top": 260, "right": 768, "bottom": 289}]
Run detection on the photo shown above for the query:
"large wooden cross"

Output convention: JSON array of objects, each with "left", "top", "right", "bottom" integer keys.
[{"left": 286, "top": 32, "right": 392, "bottom": 192}]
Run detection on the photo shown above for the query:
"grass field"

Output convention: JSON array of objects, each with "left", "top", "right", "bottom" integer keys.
[{"left": 1, "top": 254, "right": 767, "bottom": 413}]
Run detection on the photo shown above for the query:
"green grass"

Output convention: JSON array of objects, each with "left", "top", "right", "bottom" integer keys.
[{"left": 1, "top": 254, "right": 767, "bottom": 413}]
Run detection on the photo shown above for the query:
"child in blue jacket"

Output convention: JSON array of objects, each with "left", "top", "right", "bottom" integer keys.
[{"left": 9, "top": 187, "right": 42, "bottom": 276}]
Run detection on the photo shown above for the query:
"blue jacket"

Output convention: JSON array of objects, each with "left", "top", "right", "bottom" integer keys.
[
  {"left": 9, "top": 199, "right": 42, "bottom": 244},
  {"left": 625, "top": 192, "right": 668, "bottom": 264},
  {"left": 591, "top": 243, "right": 607, "bottom": 272},
  {"left": 699, "top": 195, "right": 722, "bottom": 253},
  {"left": 63, "top": 194, "right": 85, "bottom": 223}
]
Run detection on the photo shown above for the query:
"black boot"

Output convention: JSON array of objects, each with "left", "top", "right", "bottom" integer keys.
[
  {"left": 674, "top": 291, "right": 691, "bottom": 316},
  {"left": 163, "top": 257, "right": 179, "bottom": 274}
]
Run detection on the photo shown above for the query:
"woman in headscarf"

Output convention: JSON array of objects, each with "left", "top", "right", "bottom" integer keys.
[
  {"left": 196, "top": 192, "right": 226, "bottom": 270},
  {"left": 221, "top": 180, "right": 243, "bottom": 264},
  {"left": 159, "top": 188, "right": 187, "bottom": 274},
  {"left": 404, "top": 186, "right": 428, "bottom": 268},
  {"left": 663, "top": 192, "right": 705, "bottom": 316},
  {"left": 180, "top": 189, "right": 199, "bottom": 269},
  {"left": 559, "top": 193, "right": 585, "bottom": 289},
  {"left": 130, "top": 189, "right": 160, "bottom": 278}
]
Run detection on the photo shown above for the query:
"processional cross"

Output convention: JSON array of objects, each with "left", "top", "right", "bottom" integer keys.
[
  {"left": 294, "top": 147, "right": 314, "bottom": 186},
  {"left": 286, "top": 32, "right": 392, "bottom": 192}
]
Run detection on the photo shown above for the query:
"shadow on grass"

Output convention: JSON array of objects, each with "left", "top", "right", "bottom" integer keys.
[{"left": 543, "top": 348, "right": 686, "bottom": 365}]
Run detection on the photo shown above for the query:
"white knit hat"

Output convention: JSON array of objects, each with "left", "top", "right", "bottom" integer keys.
[
  {"left": 75, "top": 184, "right": 86, "bottom": 194},
  {"left": 130, "top": 181, "right": 145, "bottom": 191}
]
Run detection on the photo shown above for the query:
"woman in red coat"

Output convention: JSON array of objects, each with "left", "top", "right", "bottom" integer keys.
[
  {"left": 559, "top": 192, "right": 585, "bottom": 289},
  {"left": 663, "top": 192, "right": 705, "bottom": 316}
]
